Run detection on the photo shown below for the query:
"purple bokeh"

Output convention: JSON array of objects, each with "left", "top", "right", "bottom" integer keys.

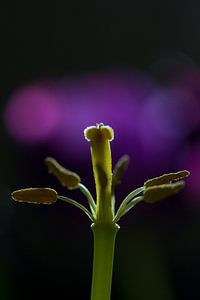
[{"left": 4, "top": 84, "right": 61, "bottom": 144}]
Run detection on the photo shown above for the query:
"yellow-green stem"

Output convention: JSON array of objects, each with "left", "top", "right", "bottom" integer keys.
[{"left": 90, "top": 223, "right": 119, "bottom": 300}]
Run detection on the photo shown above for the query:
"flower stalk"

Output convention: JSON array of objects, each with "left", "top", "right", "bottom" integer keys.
[
  {"left": 11, "top": 123, "right": 190, "bottom": 300},
  {"left": 91, "top": 223, "right": 119, "bottom": 300}
]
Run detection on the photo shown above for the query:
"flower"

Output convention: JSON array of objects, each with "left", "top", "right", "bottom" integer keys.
[{"left": 11, "top": 123, "right": 190, "bottom": 224}]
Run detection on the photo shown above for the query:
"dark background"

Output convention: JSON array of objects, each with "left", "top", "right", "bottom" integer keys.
[{"left": 1, "top": 1, "right": 200, "bottom": 299}]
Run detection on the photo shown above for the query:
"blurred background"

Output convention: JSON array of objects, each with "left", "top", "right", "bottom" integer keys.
[{"left": 1, "top": 1, "right": 200, "bottom": 299}]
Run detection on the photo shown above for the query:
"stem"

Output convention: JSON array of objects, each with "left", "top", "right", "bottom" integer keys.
[{"left": 90, "top": 223, "right": 119, "bottom": 300}]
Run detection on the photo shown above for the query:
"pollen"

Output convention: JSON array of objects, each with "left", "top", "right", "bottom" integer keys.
[
  {"left": 12, "top": 188, "right": 57, "bottom": 204},
  {"left": 45, "top": 157, "right": 80, "bottom": 190}
]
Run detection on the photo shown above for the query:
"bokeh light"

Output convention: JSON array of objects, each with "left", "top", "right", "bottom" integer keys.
[{"left": 4, "top": 84, "right": 61, "bottom": 144}]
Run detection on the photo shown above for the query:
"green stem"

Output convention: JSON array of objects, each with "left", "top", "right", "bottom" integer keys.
[{"left": 90, "top": 223, "right": 119, "bottom": 300}]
